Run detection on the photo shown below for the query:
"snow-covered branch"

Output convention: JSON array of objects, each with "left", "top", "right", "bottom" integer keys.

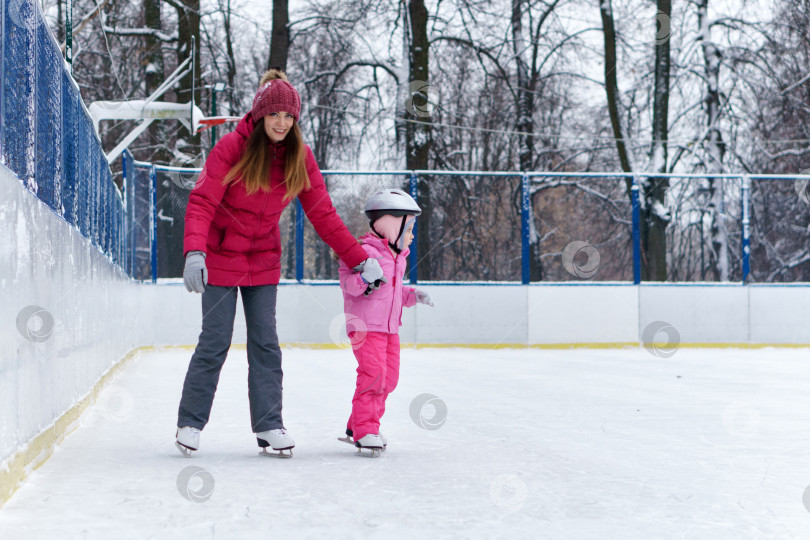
[{"left": 101, "top": 25, "right": 178, "bottom": 43}]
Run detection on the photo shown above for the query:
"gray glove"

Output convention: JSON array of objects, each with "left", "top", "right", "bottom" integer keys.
[
  {"left": 183, "top": 251, "right": 208, "bottom": 293},
  {"left": 414, "top": 288, "right": 434, "bottom": 307}
]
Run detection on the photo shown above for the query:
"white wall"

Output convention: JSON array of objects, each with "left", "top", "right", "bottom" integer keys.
[{"left": 0, "top": 165, "right": 149, "bottom": 466}]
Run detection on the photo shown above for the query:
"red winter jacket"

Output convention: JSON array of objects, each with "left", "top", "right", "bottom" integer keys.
[{"left": 183, "top": 114, "right": 367, "bottom": 286}]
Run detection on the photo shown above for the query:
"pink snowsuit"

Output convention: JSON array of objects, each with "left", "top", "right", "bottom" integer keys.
[{"left": 338, "top": 232, "right": 418, "bottom": 442}]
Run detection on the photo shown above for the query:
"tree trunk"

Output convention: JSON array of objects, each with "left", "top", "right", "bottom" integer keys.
[
  {"left": 697, "top": 0, "right": 729, "bottom": 281},
  {"left": 599, "top": 0, "right": 632, "bottom": 176},
  {"left": 645, "top": 0, "right": 671, "bottom": 281},
  {"left": 222, "top": 0, "right": 237, "bottom": 116},
  {"left": 600, "top": 0, "right": 647, "bottom": 280},
  {"left": 268, "top": 0, "right": 289, "bottom": 71},
  {"left": 405, "top": 0, "right": 432, "bottom": 280},
  {"left": 512, "top": 0, "right": 544, "bottom": 281}
]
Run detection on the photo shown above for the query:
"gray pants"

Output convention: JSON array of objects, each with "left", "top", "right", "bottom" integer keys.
[{"left": 177, "top": 284, "right": 284, "bottom": 433}]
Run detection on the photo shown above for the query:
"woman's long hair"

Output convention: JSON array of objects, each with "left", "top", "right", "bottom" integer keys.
[{"left": 223, "top": 119, "right": 310, "bottom": 201}]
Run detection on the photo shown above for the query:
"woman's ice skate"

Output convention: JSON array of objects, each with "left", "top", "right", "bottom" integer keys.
[
  {"left": 175, "top": 426, "right": 200, "bottom": 457},
  {"left": 256, "top": 428, "right": 295, "bottom": 458}
]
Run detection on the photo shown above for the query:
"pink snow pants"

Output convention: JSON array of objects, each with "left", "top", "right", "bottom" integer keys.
[{"left": 346, "top": 331, "right": 401, "bottom": 441}]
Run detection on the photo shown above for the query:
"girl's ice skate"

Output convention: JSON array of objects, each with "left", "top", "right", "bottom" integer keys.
[
  {"left": 339, "top": 428, "right": 387, "bottom": 451},
  {"left": 256, "top": 428, "right": 295, "bottom": 458},
  {"left": 175, "top": 426, "right": 200, "bottom": 457},
  {"left": 354, "top": 434, "right": 384, "bottom": 457}
]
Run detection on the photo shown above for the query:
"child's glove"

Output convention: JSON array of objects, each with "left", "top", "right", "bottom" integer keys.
[
  {"left": 183, "top": 251, "right": 208, "bottom": 293},
  {"left": 414, "top": 289, "right": 434, "bottom": 307}
]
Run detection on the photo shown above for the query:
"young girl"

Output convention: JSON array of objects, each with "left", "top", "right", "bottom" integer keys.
[{"left": 337, "top": 188, "right": 434, "bottom": 455}]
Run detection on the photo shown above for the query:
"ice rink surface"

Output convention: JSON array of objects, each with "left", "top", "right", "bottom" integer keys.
[{"left": 1, "top": 346, "right": 809, "bottom": 539}]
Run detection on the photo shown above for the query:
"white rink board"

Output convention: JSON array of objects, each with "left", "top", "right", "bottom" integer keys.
[
  {"left": 749, "top": 285, "right": 810, "bottom": 344},
  {"left": 528, "top": 285, "right": 638, "bottom": 344},
  {"left": 638, "top": 284, "right": 750, "bottom": 344}
]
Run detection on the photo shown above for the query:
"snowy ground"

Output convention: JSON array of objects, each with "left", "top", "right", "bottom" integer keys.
[{"left": 1, "top": 346, "right": 810, "bottom": 539}]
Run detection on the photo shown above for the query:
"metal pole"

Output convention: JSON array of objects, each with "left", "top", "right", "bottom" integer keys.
[
  {"left": 210, "top": 89, "right": 218, "bottom": 150},
  {"left": 631, "top": 175, "right": 641, "bottom": 284},
  {"left": 150, "top": 165, "right": 158, "bottom": 283},
  {"left": 521, "top": 173, "right": 530, "bottom": 284},
  {"left": 190, "top": 35, "right": 195, "bottom": 134},
  {"left": 295, "top": 199, "right": 304, "bottom": 282},
  {"left": 121, "top": 150, "right": 129, "bottom": 275},
  {"left": 409, "top": 172, "right": 419, "bottom": 284},
  {"left": 741, "top": 175, "right": 750, "bottom": 283}
]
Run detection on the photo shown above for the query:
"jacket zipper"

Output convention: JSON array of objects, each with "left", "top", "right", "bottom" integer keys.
[{"left": 248, "top": 190, "right": 271, "bottom": 284}]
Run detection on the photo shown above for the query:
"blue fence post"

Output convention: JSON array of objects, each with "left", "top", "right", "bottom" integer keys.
[
  {"left": 521, "top": 173, "right": 530, "bottom": 284},
  {"left": 409, "top": 172, "right": 419, "bottom": 285},
  {"left": 295, "top": 198, "right": 304, "bottom": 282},
  {"left": 150, "top": 165, "right": 158, "bottom": 283},
  {"left": 631, "top": 175, "right": 641, "bottom": 285},
  {"left": 741, "top": 175, "right": 750, "bottom": 283}
]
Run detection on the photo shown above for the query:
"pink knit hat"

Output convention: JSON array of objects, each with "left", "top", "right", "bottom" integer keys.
[{"left": 251, "top": 69, "right": 301, "bottom": 122}]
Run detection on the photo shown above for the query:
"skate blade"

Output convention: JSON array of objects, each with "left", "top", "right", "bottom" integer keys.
[
  {"left": 337, "top": 436, "right": 354, "bottom": 445},
  {"left": 175, "top": 441, "right": 194, "bottom": 457},
  {"left": 259, "top": 448, "right": 293, "bottom": 459},
  {"left": 356, "top": 447, "right": 383, "bottom": 458}
]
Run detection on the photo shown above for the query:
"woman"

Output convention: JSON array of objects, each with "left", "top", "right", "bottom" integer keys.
[{"left": 175, "top": 70, "right": 385, "bottom": 458}]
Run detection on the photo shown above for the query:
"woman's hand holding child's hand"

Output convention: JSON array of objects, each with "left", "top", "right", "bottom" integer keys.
[{"left": 354, "top": 258, "right": 387, "bottom": 285}]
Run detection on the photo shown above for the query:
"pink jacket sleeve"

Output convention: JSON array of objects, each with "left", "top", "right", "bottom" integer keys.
[
  {"left": 339, "top": 260, "right": 369, "bottom": 297},
  {"left": 402, "top": 286, "right": 417, "bottom": 308}
]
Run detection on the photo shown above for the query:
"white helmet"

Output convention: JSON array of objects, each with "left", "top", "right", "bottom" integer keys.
[{"left": 364, "top": 188, "right": 422, "bottom": 221}]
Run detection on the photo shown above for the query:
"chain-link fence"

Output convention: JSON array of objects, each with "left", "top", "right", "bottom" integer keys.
[
  {"left": 115, "top": 164, "right": 810, "bottom": 284},
  {"left": 2, "top": 0, "right": 126, "bottom": 270}
]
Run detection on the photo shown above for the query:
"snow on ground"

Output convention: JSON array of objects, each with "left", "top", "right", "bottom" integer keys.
[{"left": 1, "top": 346, "right": 810, "bottom": 539}]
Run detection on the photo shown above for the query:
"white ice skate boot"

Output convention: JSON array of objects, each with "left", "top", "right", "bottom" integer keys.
[
  {"left": 339, "top": 429, "right": 387, "bottom": 451},
  {"left": 256, "top": 428, "right": 295, "bottom": 458},
  {"left": 175, "top": 426, "right": 200, "bottom": 457},
  {"left": 355, "top": 434, "right": 384, "bottom": 457}
]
